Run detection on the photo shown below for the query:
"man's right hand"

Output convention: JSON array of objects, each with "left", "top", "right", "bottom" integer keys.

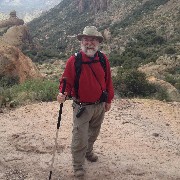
[{"left": 57, "top": 92, "right": 67, "bottom": 103}]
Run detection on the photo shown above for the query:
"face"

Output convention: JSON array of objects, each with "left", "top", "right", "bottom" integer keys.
[{"left": 81, "top": 36, "right": 100, "bottom": 57}]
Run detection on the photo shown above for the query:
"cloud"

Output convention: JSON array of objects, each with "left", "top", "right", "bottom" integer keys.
[{"left": 2, "top": 0, "right": 22, "bottom": 6}]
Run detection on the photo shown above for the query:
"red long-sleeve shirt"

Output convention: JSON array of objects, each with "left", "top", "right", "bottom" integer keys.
[{"left": 59, "top": 51, "right": 114, "bottom": 103}]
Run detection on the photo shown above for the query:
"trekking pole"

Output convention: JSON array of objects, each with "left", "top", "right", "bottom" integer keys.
[{"left": 49, "top": 77, "right": 67, "bottom": 180}]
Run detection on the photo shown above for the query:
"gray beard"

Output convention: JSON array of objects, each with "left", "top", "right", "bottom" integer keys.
[{"left": 81, "top": 45, "right": 98, "bottom": 57}]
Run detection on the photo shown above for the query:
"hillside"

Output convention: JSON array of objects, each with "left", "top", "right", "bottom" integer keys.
[{"left": 28, "top": 0, "right": 180, "bottom": 57}]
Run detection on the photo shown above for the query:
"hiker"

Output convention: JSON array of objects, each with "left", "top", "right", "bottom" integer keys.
[{"left": 57, "top": 26, "right": 114, "bottom": 177}]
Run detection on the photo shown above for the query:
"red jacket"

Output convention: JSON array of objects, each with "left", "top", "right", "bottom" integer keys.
[{"left": 59, "top": 51, "right": 114, "bottom": 103}]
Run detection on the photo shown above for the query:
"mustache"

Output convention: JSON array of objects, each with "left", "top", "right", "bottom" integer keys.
[{"left": 84, "top": 46, "right": 95, "bottom": 49}]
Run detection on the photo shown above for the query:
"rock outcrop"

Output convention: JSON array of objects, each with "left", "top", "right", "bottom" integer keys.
[
  {"left": 138, "top": 55, "right": 180, "bottom": 102},
  {"left": 0, "top": 11, "right": 31, "bottom": 48},
  {"left": 103, "top": 28, "right": 111, "bottom": 41},
  {"left": 138, "top": 55, "right": 180, "bottom": 79},
  {"left": 0, "top": 11, "right": 24, "bottom": 29},
  {"left": 77, "top": 0, "right": 111, "bottom": 13},
  {"left": 148, "top": 76, "right": 180, "bottom": 102},
  {"left": 1, "top": 25, "right": 32, "bottom": 47},
  {"left": 0, "top": 44, "right": 42, "bottom": 83}
]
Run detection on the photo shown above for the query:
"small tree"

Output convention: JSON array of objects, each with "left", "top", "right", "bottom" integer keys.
[{"left": 113, "top": 69, "right": 156, "bottom": 97}]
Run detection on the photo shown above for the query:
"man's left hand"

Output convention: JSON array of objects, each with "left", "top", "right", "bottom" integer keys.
[{"left": 105, "top": 103, "right": 111, "bottom": 112}]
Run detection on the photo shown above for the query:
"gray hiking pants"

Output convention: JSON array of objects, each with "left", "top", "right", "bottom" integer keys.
[{"left": 71, "top": 102, "right": 105, "bottom": 168}]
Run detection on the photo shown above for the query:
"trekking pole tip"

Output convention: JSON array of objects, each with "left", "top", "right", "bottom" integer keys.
[{"left": 49, "top": 171, "right": 52, "bottom": 180}]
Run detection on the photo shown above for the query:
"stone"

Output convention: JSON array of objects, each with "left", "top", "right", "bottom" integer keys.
[
  {"left": 138, "top": 55, "right": 180, "bottom": 102},
  {"left": 0, "top": 10, "right": 24, "bottom": 29},
  {"left": 77, "top": 0, "right": 110, "bottom": 13},
  {"left": 0, "top": 44, "right": 42, "bottom": 83},
  {"left": 1, "top": 25, "right": 32, "bottom": 47}
]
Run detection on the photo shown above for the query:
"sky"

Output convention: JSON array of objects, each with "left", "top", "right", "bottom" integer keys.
[
  {"left": 0, "top": 0, "right": 61, "bottom": 21},
  {"left": 0, "top": 0, "right": 61, "bottom": 13}
]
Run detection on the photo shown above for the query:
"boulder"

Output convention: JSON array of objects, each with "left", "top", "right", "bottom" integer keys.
[
  {"left": 138, "top": 55, "right": 180, "bottom": 79},
  {"left": 0, "top": 44, "right": 42, "bottom": 83},
  {"left": 1, "top": 25, "right": 31, "bottom": 47},
  {"left": 138, "top": 55, "right": 180, "bottom": 102},
  {"left": 148, "top": 76, "right": 180, "bottom": 102},
  {"left": 103, "top": 28, "right": 111, "bottom": 41}
]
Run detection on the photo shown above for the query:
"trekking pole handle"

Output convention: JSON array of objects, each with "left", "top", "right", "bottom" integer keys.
[
  {"left": 61, "top": 77, "right": 67, "bottom": 94},
  {"left": 57, "top": 77, "right": 67, "bottom": 129}
]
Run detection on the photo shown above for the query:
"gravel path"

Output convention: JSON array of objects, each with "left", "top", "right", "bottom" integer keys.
[{"left": 0, "top": 98, "right": 180, "bottom": 180}]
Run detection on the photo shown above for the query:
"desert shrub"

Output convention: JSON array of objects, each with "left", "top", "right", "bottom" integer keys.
[
  {"left": 174, "top": 82, "right": 180, "bottom": 93},
  {"left": 165, "top": 74, "right": 177, "bottom": 86},
  {"left": 154, "top": 85, "right": 169, "bottom": 101},
  {"left": 122, "top": 56, "right": 143, "bottom": 69},
  {"left": 12, "top": 79, "right": 59, "bottom": 102},
  {"left": 167, "top": 66, "right": 180, "bottom": 75},
  {"left": 135, "top": 29, "right": 166, "bottom": 46},
  {"left": 0, "top": 79, "right": 59, "bottom": 108},
  {"left": 23, "top": 47, "right": 65, "bottom": 62},
  {"left": 0, "top": 76, "right": 19, "bottom": 87},
  {"left": 113, "top": 69, "right": 156, "bottom": 97},
  {"left": 164, "top": 47, "right": 177, "bottom": 54},
  {"left": 109, "top": 53, "right": 124, "bottom": 66},
  {"left": 110, "top": 28, "right": 167, "bottom": 68},
  {"left": 0, "top": 88, "right": 14, "bottom": 107},
  {"left": 110, "top": 0, "right": 169, "bottom": 35}
]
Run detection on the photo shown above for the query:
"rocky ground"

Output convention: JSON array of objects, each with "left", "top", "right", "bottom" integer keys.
[{"left": 0, "top": 98, "right": 180, "bottom": 180}]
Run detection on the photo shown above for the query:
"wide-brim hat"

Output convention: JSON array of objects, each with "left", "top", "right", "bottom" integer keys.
[{"left": 77, "top": 26, "right": 103, "bottom": 43}]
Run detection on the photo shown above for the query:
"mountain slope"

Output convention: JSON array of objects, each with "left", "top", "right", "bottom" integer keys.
[{"left": 28, "top": 0, "right": 180, "bottom": 57}]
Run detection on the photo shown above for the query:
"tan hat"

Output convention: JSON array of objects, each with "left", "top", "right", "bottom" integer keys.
[{"left": 77, "top": 26, "right": 103, "bottom": 43}]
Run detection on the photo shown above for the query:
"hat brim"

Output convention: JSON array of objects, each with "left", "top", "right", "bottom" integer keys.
[{"left": 77, "top": 34, "right": 103, "bottom": 43}]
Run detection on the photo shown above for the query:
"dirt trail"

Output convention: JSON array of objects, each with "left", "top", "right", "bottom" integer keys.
[{"left": 0, "top": 98, "right": 180, "bottom": 180}]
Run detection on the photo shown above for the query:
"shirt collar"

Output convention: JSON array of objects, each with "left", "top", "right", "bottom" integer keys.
[{"left": 80, "top": 50, "right": 99, "bottom": 61}]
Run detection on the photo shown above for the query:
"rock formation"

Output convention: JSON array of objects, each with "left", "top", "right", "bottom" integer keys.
[
  {"left": 77, "top": 0, "right": 111, "bottom": 13},
  {"left": 0, "top": 11, "right": 39, "bottom": 84},
  {"left": 147, "top": 76, "right": 180, "bottom": 102},
  {"left": 0, "top": 44, "right": 42, "bottom": 83},
  {"left": 0, "top": 11, "right": 32, "bottom": 48},
  {"left": 138, "top": 55, "right": 180, "bottom": 102},
  {"left": 78, "top": 0, "right": 85, "bottom": 13},
  {"left": 138, "top": 55, "right": 180, "bottom": 79},
  {"left": 0, "top": 11, "right": 24, "bottom": 29},
  {"left": 103, "top": 28, "right": 111, "bottom": 41},
  {"left": 1, "top": 25, "right": 32, "bottom": 47}
]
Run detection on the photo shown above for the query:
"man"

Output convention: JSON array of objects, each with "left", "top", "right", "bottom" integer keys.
[{"left": 57, "top": 26, "right": 114, "bottom": 177}]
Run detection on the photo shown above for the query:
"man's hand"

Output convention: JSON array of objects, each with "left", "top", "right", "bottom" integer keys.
[
  {"left": 57, "top": 92, "right": 67, "bottom": 103},
  {"left": 105, "top": 103, "right": 111, "bottom": 112}
]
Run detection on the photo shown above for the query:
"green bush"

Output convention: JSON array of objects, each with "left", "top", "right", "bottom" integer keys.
[
  {"left": 165, "top": 74, "right": 177, "bottom": 86},
  {"left": 0, "top": 76, "right": 19, "bottom": 87},
  {"left": 0, "top": 88, "right": 14, "bottom": 107},
  {"left": 113, "top": 69, "right": 156, "bottom": 97},
  {"left": 110, "top": 0, "right": 169, "bottom": 35},
  {"left": 175, "top": 82, "right": 180, "bottom": 93},
  {"left": 154, "top": 85, "right": 169, "bottom": 101},
  {"left": 164, "top": 47, "right": 177, "bottom": 54},
  {"left": 109, "top": 53, "right": 124, "bottom": 66},
  {"left": 0, "top": 79, "right": 59, "bottom": 108},
  {"left": 109, "top": 28, "right": 167, "bottom": 68},
  {"left": 13, "top": 79, "right": 59, "bottom": 102}
]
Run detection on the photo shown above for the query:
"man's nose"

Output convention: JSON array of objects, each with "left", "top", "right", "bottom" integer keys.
[{"left": 85, "top": 40, "right": 94, "bottom": 44}]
